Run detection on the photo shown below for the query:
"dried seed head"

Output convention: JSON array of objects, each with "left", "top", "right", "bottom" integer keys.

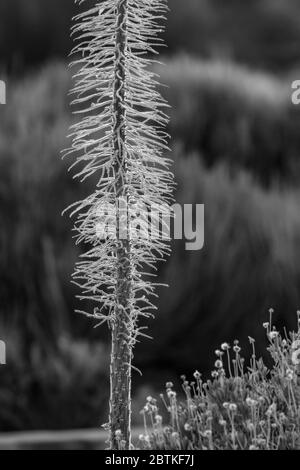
[{"left": 215, "top": 360, "right": 223, "bottom": 369}]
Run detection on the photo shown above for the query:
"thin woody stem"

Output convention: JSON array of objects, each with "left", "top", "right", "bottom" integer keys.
[{"left": 109, "top": 0, "right": 132, "bottom": 450}]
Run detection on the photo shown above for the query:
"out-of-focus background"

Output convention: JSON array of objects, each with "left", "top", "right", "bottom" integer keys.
[{"left": 1, "top": 0, "right": 300, "bottom": 437}]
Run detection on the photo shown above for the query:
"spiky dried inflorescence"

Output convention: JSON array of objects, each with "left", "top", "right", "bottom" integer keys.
[{"left": 65, "top": 0, "right": 173, "bottom": 447}]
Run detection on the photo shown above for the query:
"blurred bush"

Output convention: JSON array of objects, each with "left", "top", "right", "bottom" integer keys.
[
  {"left": 0, "top": 0, "right": 78, "bottom": 72},
  {"left": 2, "top": 58, "right": 300, "bottom": 428},
  {"left": 166, "top": 0, "right": 300, "bottom": 71},
  {"left": 139, "top": 150, "right": 300, "bottom": 378},
  {"left": 0, "top": 63, "right": 77, "bottom": 347}
]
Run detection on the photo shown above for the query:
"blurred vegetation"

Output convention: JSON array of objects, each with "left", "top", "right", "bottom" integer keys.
[
  {"left": 159, "top": 57, "right": 300, "bottom": 186},
  {"left": 150, "top": 151, "right": 300, "bottom": 378},
  {"left": 2, "top": 0, "right": 300, "bottom": 73},
  {"left": 1, "top": 56, "right": 300, "bottom": 429},
  {"left": 140, "top": 318, "right": 300, "bottom": 450},
  {"left": 166, "top": 0, "right": 300, "bottom": 71}
]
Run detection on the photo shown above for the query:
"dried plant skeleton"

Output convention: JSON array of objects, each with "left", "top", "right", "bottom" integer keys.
[{"left": 65, "top": 0, "right": 173, "bottom": 449}]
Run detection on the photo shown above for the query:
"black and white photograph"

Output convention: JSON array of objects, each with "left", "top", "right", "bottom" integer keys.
[{"left": 1, "top": 0, "right": 300, "bottom": 455}]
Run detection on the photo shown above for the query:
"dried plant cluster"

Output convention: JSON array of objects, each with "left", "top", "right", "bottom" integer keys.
[{"left": 65, "top": 0, "right": 173, "bottom": 448}]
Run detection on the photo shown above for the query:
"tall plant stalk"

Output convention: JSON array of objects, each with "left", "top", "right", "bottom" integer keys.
[
  {"left": 110, "top": 0, "right": 132, "bottom": 449},
  {"left": 66, "top": 0, "right": 173, "bottom": 449}
]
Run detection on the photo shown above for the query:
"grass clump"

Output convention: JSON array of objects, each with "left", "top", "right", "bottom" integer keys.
[{"left": 139, "top": 310, "right": 300, "bottom": 450}]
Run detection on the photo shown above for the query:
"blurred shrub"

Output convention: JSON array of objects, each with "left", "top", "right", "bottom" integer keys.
[
  {"left": 0, "top": 331, "right": 109, "bottom": 431},
  {"left": 0, "top": 0, "right": 88, "bottom": 73},
  {"left": 0, "top": 63, "right": 78, "bottom": 345},
  {"left": 166, "top": 0, "right": 300, "bottom": 71},
  {"left": 137, "top": 149, "right": 300, "bottom": 377},
  {"left": 157, "top": 56, "right": 300, "bottom": 185}
]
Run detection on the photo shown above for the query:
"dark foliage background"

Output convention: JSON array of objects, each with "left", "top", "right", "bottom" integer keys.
[{"left": 1, "top": 0, "right": 300, "bottom": 431}]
